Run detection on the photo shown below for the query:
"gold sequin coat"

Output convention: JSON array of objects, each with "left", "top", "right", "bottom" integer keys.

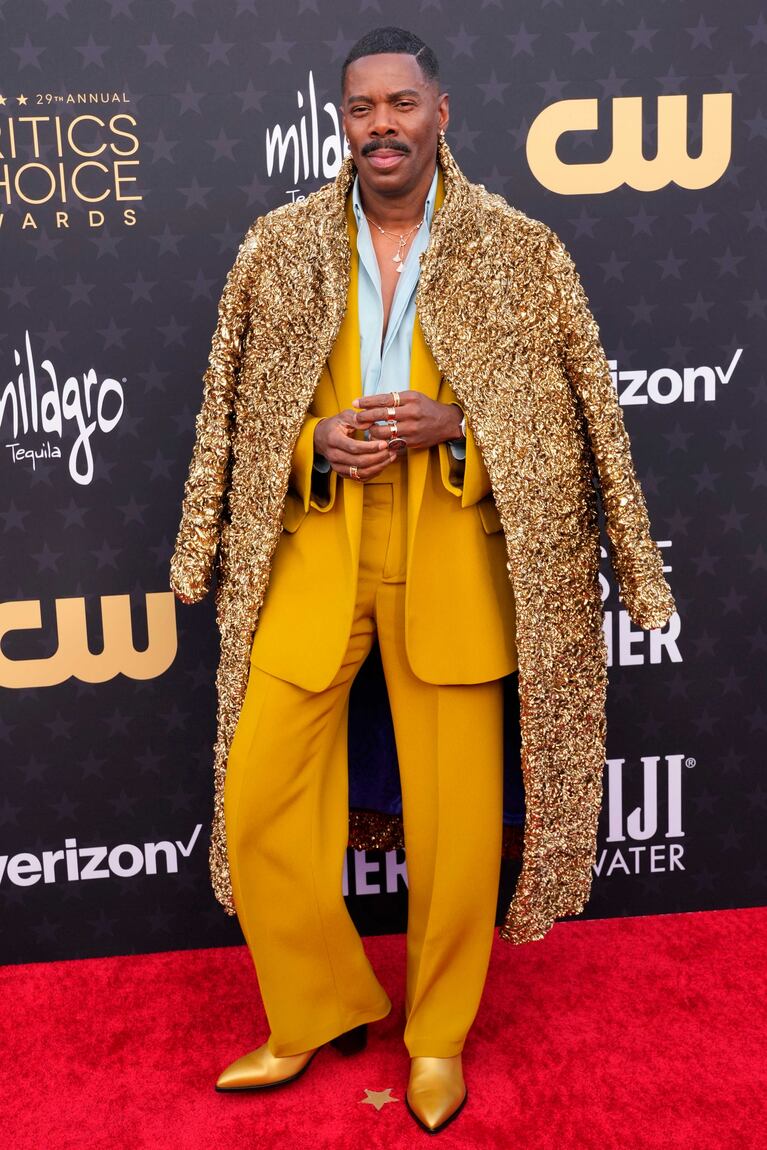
[{"left": 170, "top": 137, "right": 675, "bottom": 945}]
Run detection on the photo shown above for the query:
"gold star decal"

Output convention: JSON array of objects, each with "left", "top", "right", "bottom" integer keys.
[
  {"left": 0, "top": 95, "right": 6, "bottom": 106},
  {"left": 359, "top": 1087, "right": 399, "bottom": 1111},
  {"left": 17, "top": 94, "right": 28, "bottom": 105}
]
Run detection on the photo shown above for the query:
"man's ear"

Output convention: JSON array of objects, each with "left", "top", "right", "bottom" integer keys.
[{"left": 438, "top": 91, "right": 450, "bottom": 133}]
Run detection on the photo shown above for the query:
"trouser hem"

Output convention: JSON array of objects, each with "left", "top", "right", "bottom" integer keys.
[
  {"left": 267, "top": 998, "right": 393, "bottom": 1057},
  {"left": 406, "top": 1039, "right": 465, "bottom": 1057}
]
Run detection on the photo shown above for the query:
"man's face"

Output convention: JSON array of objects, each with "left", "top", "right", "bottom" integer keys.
[{"left": 341, "top": 53, "right": 449, "bottom": 200}]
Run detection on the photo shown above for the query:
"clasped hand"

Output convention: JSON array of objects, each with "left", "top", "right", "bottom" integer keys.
[{"left": 313, "top": 392, "right": 462, "bottom": 481}]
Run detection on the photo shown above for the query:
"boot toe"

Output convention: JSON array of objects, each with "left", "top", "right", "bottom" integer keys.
[
  {"left": 215, "top": 1044, "right": 316, "bottom": 1091},
  {"left": 406, "top": 1056, "right": 467, "bottom": 1133}
]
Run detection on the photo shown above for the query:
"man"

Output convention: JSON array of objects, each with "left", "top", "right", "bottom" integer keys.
[{"left": 170, "top": 27, "right": 675, "bottom": 1135}]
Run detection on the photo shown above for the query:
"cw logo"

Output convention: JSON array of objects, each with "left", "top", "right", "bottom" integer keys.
[
  {"left": 526, "top": 93, "right": 732, "bottom": 194},
  {"left": 0, "top": 593, "right": 177, "bottom": 687}
]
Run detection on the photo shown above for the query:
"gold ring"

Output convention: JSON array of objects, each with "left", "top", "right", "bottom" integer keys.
[
  {"left": 349, "top": 464, "right": 359, "bottom": 480},
  {"left": 391, "top": 391, "right": 400, "bottom": 407},
  {"left": 386, "top": 407, "right": 397, "bottom": 417},
  {"left": 388, "top": 420, "right": 398, "bottom": 437}
]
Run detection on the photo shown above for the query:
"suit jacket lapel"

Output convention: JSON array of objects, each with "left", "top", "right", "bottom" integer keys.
[
  {"left": 408, "top": 165, "right": 445, "bottom": 404},
  {"left": 330, "top": 164, "right": 446, "bottom": 414},
  {"left": 406, "top": 165, "right": 446, "bottom": 555},
  {"left": 326, "top": 195, "right": 362, "bottom": 414}
]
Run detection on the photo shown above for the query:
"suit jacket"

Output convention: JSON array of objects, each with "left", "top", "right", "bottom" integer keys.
[
  {"left": 249, "top": 187, "right": 518, "bottom": 690},
  {"left": 169, "top": 136, "right": 675, "bottom": 945}
]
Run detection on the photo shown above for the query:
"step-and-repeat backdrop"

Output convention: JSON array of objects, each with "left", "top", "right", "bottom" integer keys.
[{"left": 2, "top": 1, "right": 764, "bottom": 963}]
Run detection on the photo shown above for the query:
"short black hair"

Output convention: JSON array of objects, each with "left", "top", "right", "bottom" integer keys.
[{"left": 341, "top": 27, "right": 440, "bottom": 93}]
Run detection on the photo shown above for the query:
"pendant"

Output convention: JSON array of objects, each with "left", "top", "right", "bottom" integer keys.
[
  {"left": 392, "top": 252, "right": 401, "bottom": 264},
  {"left": 395, "top": 262, "right": 404, "bottom": 274}
]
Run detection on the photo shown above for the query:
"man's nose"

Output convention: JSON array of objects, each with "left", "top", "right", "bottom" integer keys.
[{"left": 369, "top": 106, "right": 397, "bottom": 137}]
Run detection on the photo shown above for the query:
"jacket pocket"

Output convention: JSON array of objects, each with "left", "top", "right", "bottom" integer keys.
[
  {"left": 282, "top": 490, "right": 309, "bottom": 533},
  {"left": 476, "top": 494, "right": 503, "bottom": 534}
]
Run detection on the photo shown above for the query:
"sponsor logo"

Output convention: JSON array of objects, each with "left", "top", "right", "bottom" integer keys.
[
  {"left": 2, "top": 330, "right": 126, "bottom": 485},
  {"left": 0, "top": 593, "right": 177, "bottom": 688},
  {"left": 343, "top": 850, "right": 408, "bottom": 896},
  {"left": 612, "top": 349, "right": 742, "bottom": 406},
  {"left": 595, "top": 753, "right": 694, "bottom": 877},
  {"left": 527, "top": 93, "right": 732, "bottom": 194},
  {"left": 0, "top": 824, "right": 203, "bottom": 887},
  {"left": 600, "top": 542, "right": 681, "bottom": 667},
  {"left": 0, "top": 93, "right": 140, "bottom": 230},
  {"left": 264, "top": 70, "right": 348, "bottom": 199},
  {"left": 0, "top": 92, "right": 140, "bottom": 229}
]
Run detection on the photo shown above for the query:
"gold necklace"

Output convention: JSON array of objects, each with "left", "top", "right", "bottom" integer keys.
[{"left": 364, "top": 212, "right": 425, "bottom": 274}]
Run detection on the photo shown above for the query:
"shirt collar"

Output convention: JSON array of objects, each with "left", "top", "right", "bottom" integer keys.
[{"left": 352, "top": 163, "right": 439, "bottom": 232}]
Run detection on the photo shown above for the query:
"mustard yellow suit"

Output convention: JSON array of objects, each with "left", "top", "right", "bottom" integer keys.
[
  {"left": 223, "top": 185, "right": 519, "bottom": 1056},
  {"left": 248, "top": 192, "right": 517, "bottom": 690}
]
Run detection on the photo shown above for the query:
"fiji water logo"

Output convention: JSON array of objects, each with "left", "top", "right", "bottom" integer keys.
[
  {"left": 2, "top": 330, "right": 125, "bottom": 485},
  {"left": 595, "top": 752, "right": 696, "bottom": 877}
]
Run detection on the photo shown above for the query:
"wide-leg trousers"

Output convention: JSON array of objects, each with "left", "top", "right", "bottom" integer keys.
[{"left": 223, "top": 454, "right": 504, "bottom": 1058}]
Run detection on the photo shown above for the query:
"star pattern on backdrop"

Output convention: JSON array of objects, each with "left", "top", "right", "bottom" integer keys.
[{"left": 0, "top": 0, "right": 763, "bottom": 963}]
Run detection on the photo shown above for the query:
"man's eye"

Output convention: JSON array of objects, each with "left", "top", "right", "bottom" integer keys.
[{"left": 397, "top": 102, "right": 414, "bottom": 109}]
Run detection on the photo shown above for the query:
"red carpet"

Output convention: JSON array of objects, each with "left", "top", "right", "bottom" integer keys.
[{"left": 2, "top": 907, "right": 765, "bottom": 1150}]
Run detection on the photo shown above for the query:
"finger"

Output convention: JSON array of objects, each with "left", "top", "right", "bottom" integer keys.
[
  {"left": 350, "top": 395, "right": 383, "bottom": 410},
  {"left": 333, "top": 453, "right": 395, "bottom": 479},
  {"left": 328, "top": 441, "right": 390, "bottom": 465},
  {"left": 338, "top": 407, "right": 373, "bottom": 428},
  {"left": 351, "top": 390, "right": 416, "bottom": 411},
  {"left": 356, "top": 454, "right": 397, "bottom": 480},
  {"left": 336, "top": 408, "right": 388, "bottom": 431},
  {"left": 367, "top": 421, "right": 415, "bottom": 441},
  {"left": 327, "top": 430, "right": 390, "bottom": 454},
  {"left": 328, "top": 441, "right": 389, "bottom": 458},
  {"left": 350, "top": 410, "right": 399, "bottom": 429},
  {"left": 352, "top": 401, "right": 417, "bottom": 423}
]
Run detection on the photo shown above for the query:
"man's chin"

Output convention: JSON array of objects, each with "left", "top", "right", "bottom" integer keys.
[{"left": 358, "top": 160, "right": 417, "bottom": 197}]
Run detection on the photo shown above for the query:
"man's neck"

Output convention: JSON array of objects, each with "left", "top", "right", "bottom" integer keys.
[{"left": 355, "top": 163, "right": 438, "bottom": 230}]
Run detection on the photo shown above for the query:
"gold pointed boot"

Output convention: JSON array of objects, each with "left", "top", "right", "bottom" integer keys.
[
  {"left": 215, "top": 1022, "right": 368, "bottom": 1092},
  {"left": 405, "top": 1054, "right": 468, "bottom": 1134}
]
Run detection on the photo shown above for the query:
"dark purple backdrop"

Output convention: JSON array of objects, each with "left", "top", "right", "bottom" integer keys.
[{"left": 1, "top": 0, "right": 765, "bottom": 963}]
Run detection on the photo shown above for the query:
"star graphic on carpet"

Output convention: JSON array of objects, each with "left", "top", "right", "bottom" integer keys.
[{"left": 359, "top": 1087, "right": 399, "bottom": 1111}]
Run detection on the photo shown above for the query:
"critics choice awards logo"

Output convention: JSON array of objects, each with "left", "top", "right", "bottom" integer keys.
[{"left": 0, "top": 90, "right": 141, "bottom": 230}]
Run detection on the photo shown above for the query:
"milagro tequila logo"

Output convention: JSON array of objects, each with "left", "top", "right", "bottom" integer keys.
[
  {"left": 265, "top": 71, "right": 348, "bottom": 195},
  {"left": 2, "top": 329, "right": 125, "bottom": 484},
  {"left": 595, "top": 752, "right": 695, "bottom": 878}
]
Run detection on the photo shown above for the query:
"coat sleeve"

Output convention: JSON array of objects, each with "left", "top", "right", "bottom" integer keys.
[
  {"left": 169, "top": 221, "right": 261, "bottom": 604},
  {"left": 544, "top": 229, "right": 676, "bottom": 631}
]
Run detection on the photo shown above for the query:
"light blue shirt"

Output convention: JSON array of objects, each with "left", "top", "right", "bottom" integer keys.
[{"left": 313, "top": 164, "right": 465, "bottom": 472}]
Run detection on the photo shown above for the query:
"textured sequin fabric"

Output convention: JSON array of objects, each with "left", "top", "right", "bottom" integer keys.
[{"left": 170, "top": 137, "right": 675, "bottom": 945}]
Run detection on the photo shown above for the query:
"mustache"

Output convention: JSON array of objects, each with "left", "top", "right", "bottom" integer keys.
[{"left": 360, "top": 139, "right": 410, "bottom": 157}]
